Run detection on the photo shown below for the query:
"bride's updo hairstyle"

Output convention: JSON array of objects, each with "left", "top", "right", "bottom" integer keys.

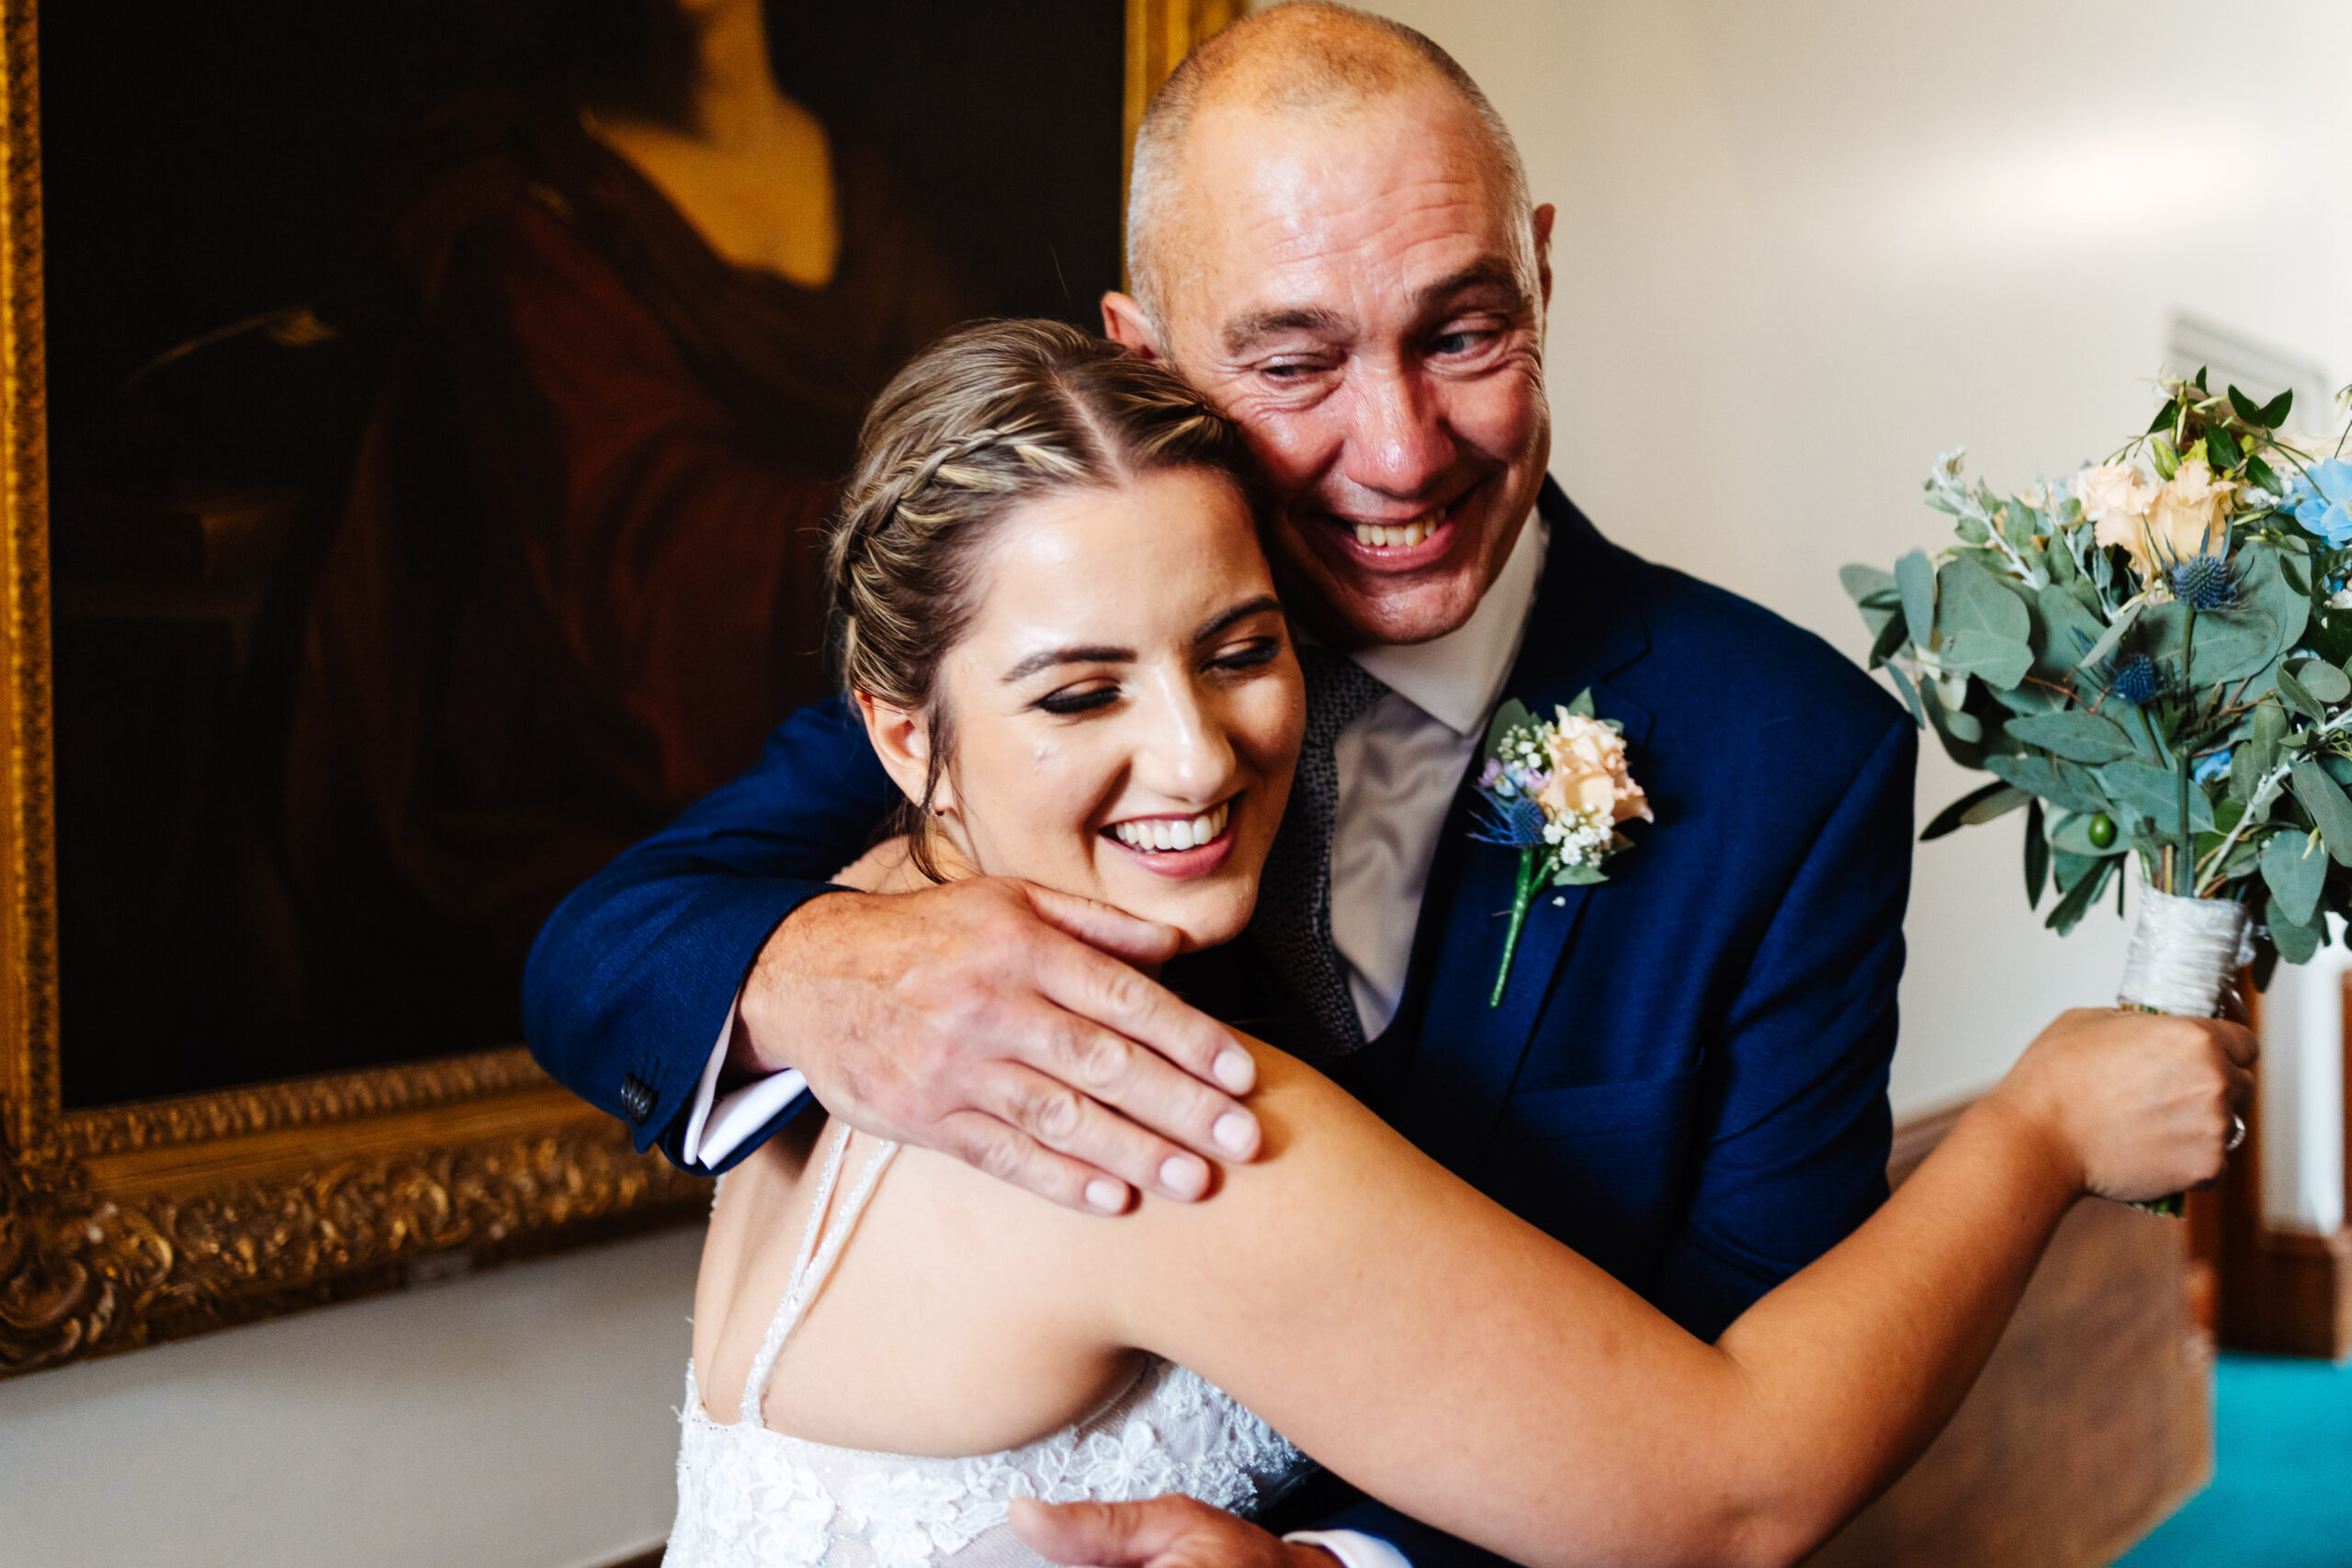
[{"left": 826, "top": 319, "right": 1264, "bottom": 876}]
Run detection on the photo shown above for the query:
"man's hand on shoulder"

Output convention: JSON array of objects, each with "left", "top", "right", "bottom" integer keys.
[
  {"left": 738, "top": 875, "right": 1263, "bottom": 1212},
  {"left": 1010, "top": 1496, "right": 1340, "bottom": 1568}
]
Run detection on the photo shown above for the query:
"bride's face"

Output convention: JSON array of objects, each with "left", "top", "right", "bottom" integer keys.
[{"left": 872, "top": 466, "right": 1303, "bottom": 950}]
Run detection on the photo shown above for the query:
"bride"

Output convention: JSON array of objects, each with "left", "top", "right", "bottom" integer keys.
[{"left": 663, "top": 320, "right": 2250, "bottom": 1568}]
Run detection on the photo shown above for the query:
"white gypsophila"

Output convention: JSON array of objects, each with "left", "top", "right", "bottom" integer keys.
[
  {"left": 1500, "top": 729, "right": 1550, "bottom": 773},
  {"left": 1543, "top": 813, "right": 1612, "bottom": 866}
]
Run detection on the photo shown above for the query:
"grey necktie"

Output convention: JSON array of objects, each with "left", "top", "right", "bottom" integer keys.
[{"left": 1250, "top": 642, "right": 1390, "bottom": 1062}]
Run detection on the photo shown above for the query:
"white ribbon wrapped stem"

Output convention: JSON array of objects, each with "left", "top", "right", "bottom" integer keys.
[{"left": 2117, "top": 886, "right": 2253, "bottom": 1017}]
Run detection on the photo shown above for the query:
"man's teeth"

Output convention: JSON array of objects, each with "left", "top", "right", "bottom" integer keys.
[
  {"left": 1111, "top": 802, "right": 1231, "bottom": 853},
  {"left": 1352, "top": 511, "right": 1442, "bottom": 549}
]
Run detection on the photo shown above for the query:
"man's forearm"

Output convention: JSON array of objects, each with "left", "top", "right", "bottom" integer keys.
[{"left": 523, "top": 695, "right": 898, "bottom": 1163}]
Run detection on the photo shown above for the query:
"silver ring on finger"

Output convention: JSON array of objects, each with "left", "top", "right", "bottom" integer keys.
[{"left": 2226, "top": 1112, "right": 2247, "bottom": 1154}]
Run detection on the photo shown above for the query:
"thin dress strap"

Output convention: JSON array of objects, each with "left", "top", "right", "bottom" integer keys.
[{"left": 737, "top": 1122, "right": 899, "bottom": 1428}]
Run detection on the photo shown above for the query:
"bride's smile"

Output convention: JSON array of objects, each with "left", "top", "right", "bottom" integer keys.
[{"left": 860, "top": 465, "right": 1304, "bottom": 952}]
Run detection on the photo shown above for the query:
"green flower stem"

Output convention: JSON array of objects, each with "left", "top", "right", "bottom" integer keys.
[
  {"left": 1489, "top": 847, "right": 1541, "bottom": 1008},
  {"left": 2131, "top": 705, "right": 2174, "bottom": 892},
  {"left": 2177, "top": 603, "right": 2198, "bottom": 895}
]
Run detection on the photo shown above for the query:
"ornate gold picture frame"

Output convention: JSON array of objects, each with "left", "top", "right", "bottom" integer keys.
[{"left": 0, "top": 0, "right": 1233, "bottom": 1377}]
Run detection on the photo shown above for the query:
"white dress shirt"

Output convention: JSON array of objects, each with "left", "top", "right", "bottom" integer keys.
[
  {"left": 1329, "top": 511, "right": 1548, "bottom": 1039},
  {"left": 681, "top": 508, "right": 1547, "bottom": 1167}
]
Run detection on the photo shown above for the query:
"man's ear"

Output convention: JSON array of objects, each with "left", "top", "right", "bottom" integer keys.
[
  {"left": 1532, "top": 203, "right": 1556, "bottom": 311},
  {"left": 854, "top": 692, "right": 945, "bottom": 814},
  {"left": 1101, "top": 291, "right": 1165, "bottom": 361}
]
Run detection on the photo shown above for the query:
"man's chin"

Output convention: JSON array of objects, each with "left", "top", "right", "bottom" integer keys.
[
  {"left": 1325, "top": 580, "right": 1487, "bottom": 647},
  {"left": 1278, "top": 541, "right": 1491, "bottom": 648},
  {"left": 1277, "top": 492, "right": 1521, "bottom": 648}
]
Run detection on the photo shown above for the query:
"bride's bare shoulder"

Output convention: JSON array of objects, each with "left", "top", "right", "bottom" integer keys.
[{"left": 903, "top": 1033, "right": 1441, "bottom": 1287}]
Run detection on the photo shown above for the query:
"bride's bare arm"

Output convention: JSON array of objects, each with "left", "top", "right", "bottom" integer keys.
[{"left": 1078, "top": 1008, "right": 2248, "bottom": 1568}]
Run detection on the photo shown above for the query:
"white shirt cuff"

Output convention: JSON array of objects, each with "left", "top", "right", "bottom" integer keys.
[
  {"left": 1284, "top": 1529, "right": 1414, "bottom": 1568},
  {"left": 679, "top": 986, "right": 809, "bottom": 1169}
]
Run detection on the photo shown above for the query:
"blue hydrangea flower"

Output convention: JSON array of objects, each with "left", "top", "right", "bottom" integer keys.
[
  {"left": 2289, "top": 459, "right": 2352, "bottom": 547},
  {"left": 2192, "top": 748, "right": 2233, "bottom": 786}
]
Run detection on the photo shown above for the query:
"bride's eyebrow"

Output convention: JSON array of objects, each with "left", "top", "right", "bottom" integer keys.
[
  {"left": 1001, "top": 644, "right": 1135, "bottom": 683},
  {"left": 1193, "top": 595, "right": 1283, "bottom": 643}
]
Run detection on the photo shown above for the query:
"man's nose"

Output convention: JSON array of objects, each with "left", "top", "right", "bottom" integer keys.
[{"left": 1342, "top": 364, "right": 1456, "bottom": 501}]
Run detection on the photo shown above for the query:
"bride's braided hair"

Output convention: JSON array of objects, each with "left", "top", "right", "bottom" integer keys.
[{"left": 825, "top": 319, "right": 1261, "bottom": 876}]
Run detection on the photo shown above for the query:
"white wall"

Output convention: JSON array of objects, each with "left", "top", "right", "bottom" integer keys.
[
  {"left": 2261, "top": 931, "right": 2350, "bottom": 1234},
  {"left": 0, "top": 1229, "right": 699, "bottom": 1568},
  {"left": 1359, "top": 0, "right": 2352, "bottom": 1112}
]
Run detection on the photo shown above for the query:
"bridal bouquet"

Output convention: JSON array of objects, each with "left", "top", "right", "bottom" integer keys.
[{"left": 1844, "top": 372, "right": 2352, "bottom": 1036}]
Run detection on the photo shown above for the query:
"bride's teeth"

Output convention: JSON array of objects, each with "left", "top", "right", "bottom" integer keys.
[{"left": 1111, "top": 803, "right": 1232, "bottom": 853}]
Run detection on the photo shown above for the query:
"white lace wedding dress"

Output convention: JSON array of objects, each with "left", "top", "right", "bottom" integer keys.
[{"left": 664, "top": 1125, "right": 1313, "bottom": 1567}]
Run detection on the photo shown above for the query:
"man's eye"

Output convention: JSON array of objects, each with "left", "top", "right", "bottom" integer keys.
[
  {"left": 1036, "top": 683, "right": 1119, "bottom": 716},
  {"left": 1209, "top": 637, "right": 1283, "bottom": 673},
  {"left": 1431, "top": 329, "right": 1493, "bottom": 356}
]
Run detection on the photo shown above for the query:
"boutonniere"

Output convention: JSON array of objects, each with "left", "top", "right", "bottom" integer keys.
[{"left": 1473, "top": 691, "right": 1653, "bottom": 1006}]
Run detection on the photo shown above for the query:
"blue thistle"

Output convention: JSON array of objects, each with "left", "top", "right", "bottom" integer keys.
[
  {"left": 1472, "top": 794, "right": 1550, "bottom": 850},
  {"left": 2108, "top": 653, "right": 2163, "bottom": 706},
  {"left": 2168, "top": 554, "right": 2237, "bottom": 611}
]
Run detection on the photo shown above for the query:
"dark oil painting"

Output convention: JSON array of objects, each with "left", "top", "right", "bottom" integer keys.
[{"left": 43, "top": 0, "right": 1125, "bottom": 1107}]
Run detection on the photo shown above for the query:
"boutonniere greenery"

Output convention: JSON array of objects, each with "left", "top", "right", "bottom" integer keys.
[{"left": 1474, "top": 691, "right": 1653, "bottom": 1005}]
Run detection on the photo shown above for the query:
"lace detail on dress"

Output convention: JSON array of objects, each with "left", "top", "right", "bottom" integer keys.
[
  {"left": 667, "top": 1357, "right": 1306, "bottom": 1568},
  {"left": 664, "top": 1126, "right": 1309, "bottom": 1567}
]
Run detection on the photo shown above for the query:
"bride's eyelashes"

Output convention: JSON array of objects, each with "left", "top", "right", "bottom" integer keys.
[
  {"left": 1029, "top": 638, "right": 1286, "bottom": 718},
  {"left": 1035, "top": 682, "right": 1119, "bottom": 716},
  {"left": 1206, "top": 636, "right": 1284, "bottom": 676}
]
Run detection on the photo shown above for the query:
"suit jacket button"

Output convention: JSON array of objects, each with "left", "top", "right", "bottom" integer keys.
[{"left": 620, "top": 1073, "right": 653, "bottom": 1125}]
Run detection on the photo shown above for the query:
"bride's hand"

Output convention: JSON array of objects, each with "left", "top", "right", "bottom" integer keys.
[{"left": 1984, "top": 1007, "right": 2256, "bottom": 1204}]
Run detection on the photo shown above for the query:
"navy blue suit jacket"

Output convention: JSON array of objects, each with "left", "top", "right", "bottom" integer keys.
[{"left": 526, "top": 481, "right": 1915, "bottom": 1563}]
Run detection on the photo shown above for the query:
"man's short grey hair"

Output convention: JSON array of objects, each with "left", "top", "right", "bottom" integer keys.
[{"left": 1125, "top": 2, "right": 1533, "bottom": 340}]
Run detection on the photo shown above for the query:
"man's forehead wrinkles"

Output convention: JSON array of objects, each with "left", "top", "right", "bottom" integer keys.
[{"left": 1227, "top": 161, "right": 1495, "bottom": 234}]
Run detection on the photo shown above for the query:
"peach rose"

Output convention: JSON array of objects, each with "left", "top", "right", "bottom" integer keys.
[
  {"left": 2144, "top": 457, "right": 2234, "bottom": 565},
  {"left": 1535, "top": 712, "right": 1653, "bottom": 827},
  {"left": 2072, "top": 462, "right": 2160, "bottom": 564}
]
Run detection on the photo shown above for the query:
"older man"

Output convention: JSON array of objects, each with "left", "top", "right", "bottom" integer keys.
[{"left": 526, "top": 6, "right": 1914, "bottom": 1563}]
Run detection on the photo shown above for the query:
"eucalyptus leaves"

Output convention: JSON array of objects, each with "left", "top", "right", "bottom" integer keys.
[{"left": 1845, "top": 371, "right": 2352, "bottom": 987}]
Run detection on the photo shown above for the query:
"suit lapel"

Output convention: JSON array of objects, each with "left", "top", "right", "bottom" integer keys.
[{"left": 1387, "top": 482, "right": 1655, "bottom": 1178}]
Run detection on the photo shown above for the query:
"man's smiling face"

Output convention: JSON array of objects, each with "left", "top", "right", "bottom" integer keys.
[{"left": 1108, "top": 83, "right": 1555, "bottom": 650}]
